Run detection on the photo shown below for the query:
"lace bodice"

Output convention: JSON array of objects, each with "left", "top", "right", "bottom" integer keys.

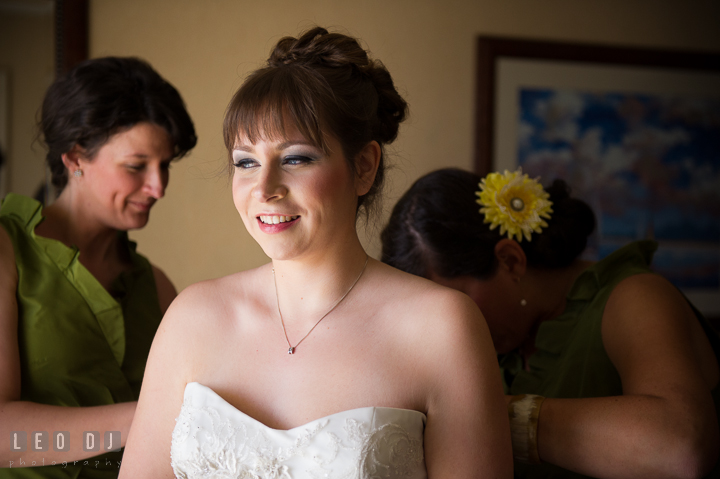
[{"left": 171, "top": 382, "right": 427, "bottom": 479}]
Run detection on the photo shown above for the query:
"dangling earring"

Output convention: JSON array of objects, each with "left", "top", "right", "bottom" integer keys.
[{"left": 74, "top": 169, "right": 83, "bottom": 178}]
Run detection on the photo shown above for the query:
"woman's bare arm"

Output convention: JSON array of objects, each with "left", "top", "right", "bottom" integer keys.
[
  {"left": 0, "top": 227, "right": 136, "bottom": 466},
  {"left": 422, "top": 289, "right": 513, "bottom": 478},
  {"left": 535, "top": 274, "right": 719, "bottom": 479}
]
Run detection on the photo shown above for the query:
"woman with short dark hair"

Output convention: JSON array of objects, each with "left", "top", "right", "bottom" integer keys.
[{"left": 0, "top": 56, "right": 196, "bottom": 478}]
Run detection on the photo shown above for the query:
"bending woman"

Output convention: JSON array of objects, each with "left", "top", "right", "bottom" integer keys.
[
  {"left": 120, "top": 27, "right": 512, "bottom": 478},
  {"left": 381, "top": 167, "right": 720, "bottom": 479},
  {"left": 0, "top": 57, "right": 196, "bottom": 477}
]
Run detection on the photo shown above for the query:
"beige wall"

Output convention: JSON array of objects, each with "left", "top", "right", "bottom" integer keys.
[
  {"left": 86, "top": 0, "right": 719, "bottom": 291},
  {"left": 0, "top": 0, "right": 53, "bottom": 198}
]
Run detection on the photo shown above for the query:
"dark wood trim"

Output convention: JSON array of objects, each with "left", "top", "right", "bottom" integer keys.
[
  {"left": 54, "top": 0, "right": 88, "bottom": 77},
  {"left": 474, "top": 36, "right": 720, "bottom": 175}
]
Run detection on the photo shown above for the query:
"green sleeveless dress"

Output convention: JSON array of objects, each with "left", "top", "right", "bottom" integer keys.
[
  {"left": 500, "top": 240, "right": 720, "bottom": 479},
  {"left": 0, "top": 194, "right": 163, "bottom": 478}
]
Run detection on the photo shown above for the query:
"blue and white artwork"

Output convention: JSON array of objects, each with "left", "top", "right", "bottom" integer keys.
[{"left": 517, "top": 88, "right": 720, "bottom": 290}]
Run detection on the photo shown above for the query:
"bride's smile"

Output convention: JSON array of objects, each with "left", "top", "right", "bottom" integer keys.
[{"left": 258, "top": 215, "right": 299, "bottom": 224}]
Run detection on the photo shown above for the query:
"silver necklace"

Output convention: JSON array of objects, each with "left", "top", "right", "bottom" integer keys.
[{"left": 272, "top": 255, "right": 369, "bottom": 355}]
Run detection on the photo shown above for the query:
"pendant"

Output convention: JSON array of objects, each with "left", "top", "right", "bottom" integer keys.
[{"left": 288, "top": 347, "right": 295, "bottom": 355}]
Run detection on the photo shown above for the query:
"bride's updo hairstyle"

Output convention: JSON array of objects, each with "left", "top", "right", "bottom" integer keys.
[
  {"left": 223, "top": 26, "right": 408, "bottom": 217},
  {"left": 381, "top": 168, "right": 596, "bottom": 280}
]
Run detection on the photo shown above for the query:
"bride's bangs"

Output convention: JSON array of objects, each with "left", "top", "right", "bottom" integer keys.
[{"left": 223, "top": 67, "right": 329, "bottom": 153}]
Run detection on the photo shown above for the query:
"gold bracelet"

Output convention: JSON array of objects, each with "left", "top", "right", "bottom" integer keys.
[{"left": 507, "top": 394, "right": 545, "bottom": 464}]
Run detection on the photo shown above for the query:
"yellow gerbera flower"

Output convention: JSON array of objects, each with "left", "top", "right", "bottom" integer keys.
[{"left": 476, "top": 168, "right": 553, "bottom": 242}]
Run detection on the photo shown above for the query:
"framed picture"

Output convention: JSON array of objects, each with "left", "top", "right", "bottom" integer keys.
[{"left": 475, "top": 37, "right": 720, "bottom": 318}]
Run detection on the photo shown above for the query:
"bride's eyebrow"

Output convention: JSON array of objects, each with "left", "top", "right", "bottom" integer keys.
[
  {"left": 233, "top": 140, "right": 316, "bottom": 153},
  {"left": 277, "top": 140, "right": 317, "bottom": 150}
]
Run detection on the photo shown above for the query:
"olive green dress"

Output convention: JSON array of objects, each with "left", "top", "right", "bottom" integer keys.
[
  {"left": 0, "top": 194, "right": 163, "bottom": 478},
  {"left": 501, "top": 240, "right": 720, "bottom": 479}
]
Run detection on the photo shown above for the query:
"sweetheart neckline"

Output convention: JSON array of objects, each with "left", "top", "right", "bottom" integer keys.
[{"left": 184, "top": 381, "right": 427, "bottom": 433}]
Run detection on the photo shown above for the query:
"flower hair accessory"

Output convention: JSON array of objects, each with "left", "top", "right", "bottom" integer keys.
[{"left": 476, "top": 168, "right": 553, "bottom": 242}]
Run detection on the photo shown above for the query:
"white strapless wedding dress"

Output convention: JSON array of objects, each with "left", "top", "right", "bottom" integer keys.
[{"left": 171, "top": 382, "right": 427, "bottom": 479}]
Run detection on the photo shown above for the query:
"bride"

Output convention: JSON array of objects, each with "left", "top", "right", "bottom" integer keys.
[{"left": 120, "top": 27, "right": 512, "bottom": 478}]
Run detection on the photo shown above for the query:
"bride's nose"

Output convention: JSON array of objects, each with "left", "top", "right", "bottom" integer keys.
[{"left": 252, "top": 166, "right": 288, "bottom": 202}]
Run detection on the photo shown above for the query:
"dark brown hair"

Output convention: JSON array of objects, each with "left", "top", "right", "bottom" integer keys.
[
  {"left": 223, "top": 26, "right": 408, "bottom": 217},
  {"left": 41, "top": 56, "right": 197, "bottom": 192},
  {"left": 381, "top": 168, "right": 596, "bottom": 279}
]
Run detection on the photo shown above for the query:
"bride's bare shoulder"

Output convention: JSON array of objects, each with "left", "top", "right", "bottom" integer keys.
[
  {"left": 374, "top": 261, "right": 481, "bottom": 323},
  {"left": 162, "top": 264, "right": 271, "bottom": 327},
  {"left": 142, "top": 265, "right": 274, "bottom": 382},
  {"left": 374, "top": 262, "right": 494, "bottom": 381}
]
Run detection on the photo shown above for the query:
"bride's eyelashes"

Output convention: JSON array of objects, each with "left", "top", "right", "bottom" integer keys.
[
  {"left": 233, "top": 158, "right": 258, "bottom": 169},
  {"left": 282, "top": 155, "right": 316, "bottom": 166}
]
